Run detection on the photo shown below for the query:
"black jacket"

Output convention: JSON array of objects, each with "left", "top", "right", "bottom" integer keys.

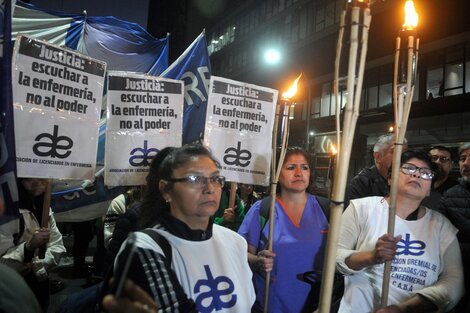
[
  {"left": 440, "top": 180, "right": 470, "bottom": 244},
  {"left": 344, "top": 165, "right": 389, "bottom": 208}
]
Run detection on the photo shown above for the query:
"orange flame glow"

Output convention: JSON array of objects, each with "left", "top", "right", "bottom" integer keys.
[
  {"left": 403, "top": 0, "right": 418, "bottom": 30},
  {"left": 330, "top": 143, "right": 338, "bottom": 155},
  {"left": 282, "top": 73, "right": 302, "bottom": 100}
]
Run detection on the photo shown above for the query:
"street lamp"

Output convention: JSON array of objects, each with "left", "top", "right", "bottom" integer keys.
[
  {"left": 262, "top": 48, "right": 314, "bottom": 152},
  {"left": 263, "top": 48, "right": 281, "bottom": 65}
]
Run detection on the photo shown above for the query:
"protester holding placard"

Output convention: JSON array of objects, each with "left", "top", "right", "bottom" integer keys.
[
  {"left": 213, "top": 184, "right": 245, "bottom": 231},
  {"left": 0, "top": 178, "right": 66, "bottom": 311},
  {"left": 108, "top": 145, "right": 255, "bottom": 312},
  {"left": 238, "top": 183, "right": 261, "bottom": 214},
  {"left": 0, "top": 198, "right": 42, "bottom": 313},
  {"left": 238, "top": 147, "right": 330, "bottom": 312}
]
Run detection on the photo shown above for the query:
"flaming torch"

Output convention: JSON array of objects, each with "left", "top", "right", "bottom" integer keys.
[
  {"left": 318, "top": 0, "right": 371, "bottom": 312},
  {"left": 263, "top": 73, "right": 301, "bottom": 313},
  {"left": 381, "top": 0, "right": 419, "bottom": 307}
]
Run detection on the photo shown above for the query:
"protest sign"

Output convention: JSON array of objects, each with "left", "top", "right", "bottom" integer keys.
[
  {"left": 204, "top": 76, "right": 278, "bottom": 186},
  {"left": 12, "top": 35, "right": 105, "bottom": 180},
  {"left": 105, "top": 71, "right": 183, "bottom": 186}
]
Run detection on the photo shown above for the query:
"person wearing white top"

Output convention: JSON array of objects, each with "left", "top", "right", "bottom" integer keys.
[{"left": 336, "top": 150, "right": 464, "bottom": 313}]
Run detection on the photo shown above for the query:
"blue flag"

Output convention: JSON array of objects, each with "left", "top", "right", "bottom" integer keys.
[
  {"left": 162, "top": 31, "right": 211, "bottom": 144},
  {"left": 13, "top": 1, "right": 85, "bottom": 49},
  {"left": 79, "top": 16, "right": 169, "bottom": 74},
  {"left": 0, "top": 0, "right": 19, "bottom": 226}
]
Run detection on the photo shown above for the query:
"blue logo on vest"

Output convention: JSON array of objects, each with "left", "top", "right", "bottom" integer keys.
[
  {"left": 194, "top": 265, "right": 237, "bottom": 312},
  {"left": 396, "top": 233, "right": 426, "bottom": 256}
]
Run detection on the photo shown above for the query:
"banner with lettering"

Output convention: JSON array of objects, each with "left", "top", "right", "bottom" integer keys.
[
  {"left": 105, "top": 71, "right": 183, "bottom": 186},
  {"left": 204, "top": 76, "right": 278, "bottom": 186},
  {"left": 12, "top": 35, "right": 106, "bottom": 180}
]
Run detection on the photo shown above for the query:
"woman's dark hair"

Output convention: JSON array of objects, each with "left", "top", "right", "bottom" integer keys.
[
  {"left": 397, "top": 150, "right": 439, "bottom": 184},
  {"left": 138, "top": 144, "right": 219, "bottom": 228},
  {"left": 276, "top": 146, "right": 314, "bottom": 194}
]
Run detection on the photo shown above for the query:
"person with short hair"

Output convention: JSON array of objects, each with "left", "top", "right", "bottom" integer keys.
[
  {"left": 337, "top": 150, "right": 464, "bottom": 313},
  {"left": 421, "top": 145, "right": 458, "bottom": 210},
  {"left": 344, "top": 134, "right": 408, "bottom": 207},
  {"left": 440, "top": 142, "right": 470, "bottom": 312}
]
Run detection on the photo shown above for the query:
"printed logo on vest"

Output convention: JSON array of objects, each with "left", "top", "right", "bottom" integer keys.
[
  {"left": 194, "top": 265, "right": 237, "bottom": 312},
  {"left": 396, "top": 233, "right": 426, "bottom": 256}
]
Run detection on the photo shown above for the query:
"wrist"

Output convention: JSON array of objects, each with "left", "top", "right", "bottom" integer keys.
[{"left": 25, "top": 240, "right": 34, "bottom": 251}]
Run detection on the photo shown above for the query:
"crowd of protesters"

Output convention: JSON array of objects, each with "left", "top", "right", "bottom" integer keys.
[{"left": 1, "top": 139, "right": 469, "bottom": 313}]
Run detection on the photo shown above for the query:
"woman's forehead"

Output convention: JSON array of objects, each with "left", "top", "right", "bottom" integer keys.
[
  {"left": 285, "top": 154, "right": 308, "bottom": 163},
  {"left": 406, "top": 157, "right": 430, "bottom": 168},
  {"left": 175, "top": 156, "right": 218, "bottom": 172}
]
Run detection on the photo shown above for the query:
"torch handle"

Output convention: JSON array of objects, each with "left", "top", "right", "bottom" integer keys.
[{"left": 38, "top": 179, "right": 52, "bottom": 259}]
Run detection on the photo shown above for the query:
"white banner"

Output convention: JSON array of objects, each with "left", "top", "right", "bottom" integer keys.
[
  {"left": 204, "top": 76, "right": 278, "bottom": 186},
  {"left": 105, "top": 71, "right": 183, "bottom": 186},
  {"left": 12, "top": 35, "right": 106, "bottom": 180}
]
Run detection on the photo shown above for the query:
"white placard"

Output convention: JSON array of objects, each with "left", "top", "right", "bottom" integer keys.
[
  {"left": 12, "top": 35, "right": 106, "bottom": 180},
  {"left": 204, "top": 76, "right": 278, "bottom": 186},
  {"left": 105, "top": 71, "right": 183, "bottom": 186}
]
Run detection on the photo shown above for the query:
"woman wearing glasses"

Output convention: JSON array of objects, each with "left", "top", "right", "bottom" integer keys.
[
  {"left": 112, "top": 145, "right": 255, "bottom": 312},
  {"left": 336, "top": 150, "right": 464, "bottom": 313}
]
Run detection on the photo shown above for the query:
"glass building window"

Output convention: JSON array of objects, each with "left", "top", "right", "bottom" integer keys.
[
  {"left": 312, "top": 96, "right": 321, "bottom": 118},
  {"left": 367, "top": 86, "right": 378, "bottom": 109},
  {"left": 299, "top": 10, "right": 307, "bottom": 39},
  {"left": 427, "top": 67, "right": 443, "bottom": 98},
  {"left": 315, "top": 6, "right": 325, "bottom": 32},
  {"left": 321, "top": 82, "right": 331, "bottom": 117},
  {"left": 325, "top": 2, "right": 335, "bottom": 28},
  {"left": 444, "top": 62, "right": 463, "bottom": 96},
  {"left": 378, "top": 83, "right": 392, "bottom": 107}
]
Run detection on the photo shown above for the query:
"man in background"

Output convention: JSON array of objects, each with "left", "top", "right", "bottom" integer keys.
[
  {"left": 345, "top": 134, "right": 407, "bottom": 207},
  {"left": 440, "top": 143, "right": 470, "bottom": 313},
  {"left": 421, "top": 145, "right": 458, "bottom": 210}
]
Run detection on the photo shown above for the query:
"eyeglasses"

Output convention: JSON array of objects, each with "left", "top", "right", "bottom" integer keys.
[
  {"left": 400, "top": 163, "right": 435, "bottom": 181},
  {"left": 430, "top": 155, "right": 451, "bottom": 163},
  {"left": 166, "top": 175, "right": 226, "bottom": 188}
]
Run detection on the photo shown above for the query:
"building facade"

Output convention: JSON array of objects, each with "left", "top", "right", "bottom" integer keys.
[{"left": 207, "top": 0, "right": 470, "bottom": 189}]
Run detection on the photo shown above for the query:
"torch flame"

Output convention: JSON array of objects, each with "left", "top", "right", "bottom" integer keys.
[
  {"left": 403, "top": 0, "right": 418, "bottom": 30},
  {"left": 330, "top": 143, "right": 338, "bottom": 155},
  {"left": 282, "top": 73, "right": 302, "bottom": 100}
]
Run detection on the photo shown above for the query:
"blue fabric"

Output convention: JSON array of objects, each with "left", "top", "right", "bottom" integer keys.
[
  {"left": 13, "top": 1, "right": 85, "bottom": 49},
  {"left": 51, "top": 176, "right": 125, "bottom": 214},
  {"left": 0, "top": 0, "right": 19, "bottom": 225},
  {"left": 96, "top": 118, "right": 106, "bottom": 165},
  {"left": 78, "top": 16, "right": 168, "bottom": 74},
  {"left": 238, "top": 195, "right": 329, "bottom": 313},
  {"left": 162, "top": 32, "right": 211, "bottom": 144},
  {"left": 13, "top": 1, "right": 169, "bottom": 74}
]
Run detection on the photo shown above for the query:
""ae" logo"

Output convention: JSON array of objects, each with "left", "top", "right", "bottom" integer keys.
[
  {"left": 223, "top": 141, "right": 251, "bottom": 167},
  {"left": 33, "top": 125, "right": 73, "bottom": 159},
  {"left": 129, "top": 140, "right": 159, "bottom": 167}
]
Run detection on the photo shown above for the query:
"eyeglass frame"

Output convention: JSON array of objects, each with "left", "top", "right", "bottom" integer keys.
[
  {"left": 430, "top": 155, "right": 451, "bottom": 163},
  {"left": 165, "top": 175, "right": 226, "bottom": 188},
  {"left": 400, "top": 163, "right": 435, "bottom": 181}
]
